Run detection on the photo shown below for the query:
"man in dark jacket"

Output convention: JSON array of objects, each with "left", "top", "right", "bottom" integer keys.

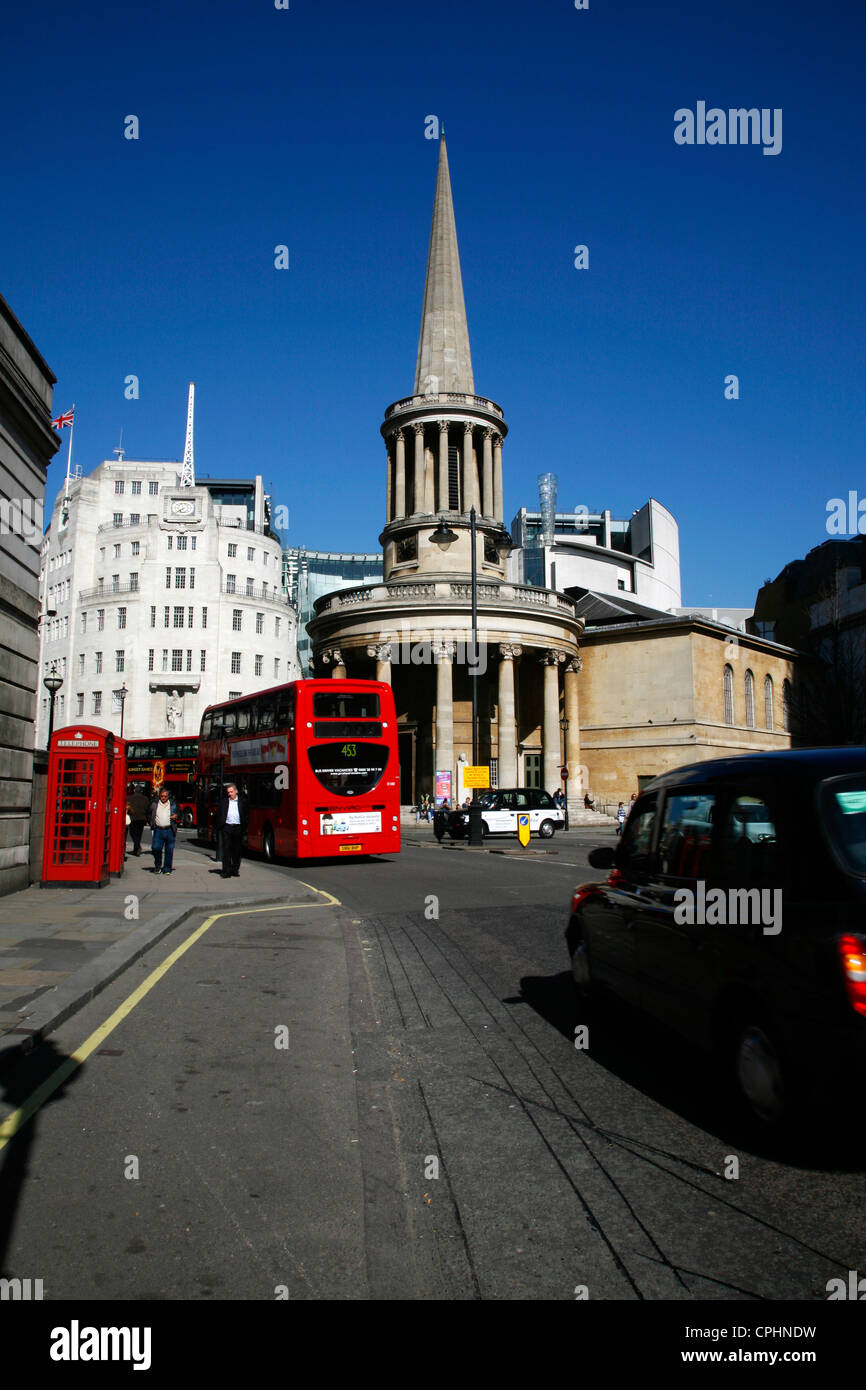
[{"left": 219, "top": 783, "right": 249, "bottom": 878}]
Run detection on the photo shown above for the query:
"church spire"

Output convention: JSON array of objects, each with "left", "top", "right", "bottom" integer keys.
[{"left": 414, "top": 137, "right": 475, "bottom": 396}]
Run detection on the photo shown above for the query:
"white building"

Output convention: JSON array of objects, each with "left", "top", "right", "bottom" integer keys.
[
  {"left": 37, "top": 458, "right": 300, "bottom": 744},
  {"left": 509, "top": 498, "right": 682, "bottom": 613}
]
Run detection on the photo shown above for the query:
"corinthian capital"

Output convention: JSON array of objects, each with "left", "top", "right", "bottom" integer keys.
[
  {"left": 320, "top": 647, "right": 343, "bottom": 666},
  {"left": 432, "top": 638, "right": 457, "bottom": 662},
  {"left": 566, "top": 653, "right": 583, "bottom": 673},
  {"left": 541, "top": 648, "right": 568, "bottom": 665},
  {"left": 498, "top": 643, "right": 523, "bottom": 660}
]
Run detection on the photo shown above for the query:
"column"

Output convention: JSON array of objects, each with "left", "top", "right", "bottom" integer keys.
[
  {"left": 385, "top": 442, "right": 393, "bottom": 524},
  {"left": 394, "top": 429, "right": 406, "bottom": 519},
  {"left": 425, "top": 432, "right": 436, "bottom": 513},
  {"left": 462, "top": 423, "right": 474, "bottom": 513},
  {"left": 564, "top": 654, "right": 582, "bottom": 812},
  {"left": 493, "top": 434, "right": 504, "bottom": 522},
  {"left": 541, "top": 648, "right": 566, "bottom": 794},
  {"left": 482, "top": 428, "right": 494, "bottom": 517},
  {"left": 413, "top": 423, "right": 425, "bottom": 514},
  {"left": 497, "top": 643, "right": 521, "bottom": 786},
  {"left": 438, "top": 420, "right": 449, "bottom": 511},
  {"left": 366, "top": 640, "right": 393, "bottom": 684},
  {"left": 433, "top": 640, "right": 456, "bottom": 797}
]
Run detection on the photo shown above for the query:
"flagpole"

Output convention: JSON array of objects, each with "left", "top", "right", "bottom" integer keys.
[{"left": 63, "top": 404, "right": 75, "bottom": 500}]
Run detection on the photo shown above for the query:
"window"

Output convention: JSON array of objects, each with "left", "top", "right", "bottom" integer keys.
[
  {"left": 80, "top": 613, "right": 87, "bottom": 634},
  {"left": 256, "top": 612, "right": 264, "bottom": 634},
  {"left": 186, "top": 649, "right": 193, "bottom": 672},
  {"left": 173, "top": 606, "right": 185, "bottom": 628},
  {"left": 95, "top": 652, "right": 103, "bottom": 673},
  {"left": 165, "top": 566, "right": 172, "bottom": 587},
  {"left": 115, "top": 650, "right": 125, "bottom": 672},
  {"left": 97, "top": 609, "right": 105, "bottom": 630},
  {"left": 723, "top": 664, "right": 734, "bottom": 726},
  {"left": 129, "top": 513, "right": 140, "bottom": 526},
  {"left": 189, "top": 568, "right": 195, "bottom": 590},
  {"left": 148, "top": 481, "right": 159, "bottom": 495},
  {"left": 96, "top": 579, "right": 105, "bottom": 596},
  {"left": 764, "top": 675, "right": 774, "bottom": 731},
  {"left": 200, "top": 650, "right": 206, "bottom": 671},
  {"left": 231, "top": 652, "right": 241, "bottom": 674},
  {"left": 657, "top": 790, "right": 716, "bottom": 878},
  {"left": 111, "top": 574, "right": 120, "bottom": 592},
  {"left": 255, "top": 654, "right": 263, "bottom": 676},
  {"left": 148, "top": 649, "right": 154, "bottom": 671},
  {"left": 175, "top": 567, "right": 186, "bottom": 589},
  {"left": 92, "top": 691, "right": 102, "bottom": 714},
  {"left": 744, "top": 669, "right": 755, "bottom": 728},
  {"left": 718, "top": 793, "right": 778, "bottom": 883},
  {"left": 247, "top": 546, "right": 254, "bottom": 562},
  {"left": 275, "top": 617, "right": 281, "bottom": 638},
  {"left": 113, "top": 512, "right": 123, "bottom": 527},
  {"left": 782, "top": 679, "right": 792, "bottom": 733},
  {"left": 57, "top": 694, "right": 65, "bottom": 718},
  {"left": 201, "top": 607, "right": 207, "bottom": 628},
  {"left": 228, "top": 543, "right": 237, "bottom": 557},
  {"left": 232, "top": 609, "right": 242, "bottom": 631},
  {"left": 114, "top": 480, "right": 124, "bottom": 495},
  {"left": 163, "top": 606, "right": 170, "bottom": 627},
  {"left": 226, "top": 575, "right": 236, "bottom": 593},
  {"left": 131, "top": 541, "right": 140, "bottom": 556},
  {"left": 167, "top": 534, "right": 173, "bottom": 550},
  {"left": 172, "top": 649, "right": 183, "bottom": 672},
  {"left": 129, "top": 573, "right": 139, "bottom": 591},
  {"left": 273, "top": 658, "right": 280, "bottom": 679},
  {"left": 77, "top": 654, "right": 85, "bottom": 676},
  {"left": 162, "top": 650, "right": 169, "bottom": 672},
  {"left": 188, "top": 606, "right": 194, "bottom": 627},
  {"left": 245, "top": 577, "right": 254, "bottom": 595},
  {"left": 113, "top": 544, "right": 121, "bottom": 558},
  {"left": 76, "top": 693, "right": 84, "bottom": 717},
  {"left": 150, "top": 605, "right": 156, "bottom": 628},
  {"left": 228, "top": 691, "right": 241, "bottom": 700},
  {"left": 190, "top": 536, "right": 196, "bottom": 550},
  {"left": 619, "top": 795, "right": 658, "bottom": 878},
  {"left": 176, "top": 534, "right": 187, "bottom": 551},
  {"left": 131, "top": 480, "right": 142, "bottom": 495},
  {"left": 117, "top": 607, "right": 127, "bottom": 629}
]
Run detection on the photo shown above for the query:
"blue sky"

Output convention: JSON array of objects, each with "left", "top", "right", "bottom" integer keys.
[{"left": 3, "top": 0, "right": 863, "bottom": 605}]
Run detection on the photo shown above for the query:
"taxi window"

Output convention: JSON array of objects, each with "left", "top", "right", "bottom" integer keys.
[
  {"left": 618, "top": 795, "right": 658, "bottom": 877},
  {"left": 718, "top": 793, "right": 778, "bottom": 883},
  {"left": 658, "top": 790, "right": 716, "bottom": 878}
]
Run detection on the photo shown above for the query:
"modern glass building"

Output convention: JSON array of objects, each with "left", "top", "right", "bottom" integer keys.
[{"left": 283, "top": 548, "right": 382, "bottom": 674}]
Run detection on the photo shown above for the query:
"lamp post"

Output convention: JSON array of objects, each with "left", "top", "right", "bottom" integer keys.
[
  {"left": 43, "top": 666, "right": 63, "bottom": 746},
  {"left": 119, "top": 682, "right": 128, "bottom": 739},
  {"left": 559, "top": 714, "right": 570, "bottom": 830}
]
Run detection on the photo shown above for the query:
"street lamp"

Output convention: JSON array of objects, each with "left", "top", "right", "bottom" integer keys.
[
  {"left": 119, "top": 682, "right": 128, "bottom": 739},
  {"left": 43, "top": 666, "right": 63, "bottom": 746},
  {"left": 559, "top": 715, "right": 570, "bottom": 830}
]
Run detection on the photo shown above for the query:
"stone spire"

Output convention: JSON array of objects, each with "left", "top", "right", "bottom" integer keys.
[{"left": 414, "top": 138, "right": 475, "bottom": 396}]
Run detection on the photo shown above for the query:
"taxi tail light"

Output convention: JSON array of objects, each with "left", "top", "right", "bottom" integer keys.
[
  {"left": 838, "top": 934, "right": 866, "bottom": 1016},
  {"left": 571, "top": 886, "right": 598, "bottom": 915}
]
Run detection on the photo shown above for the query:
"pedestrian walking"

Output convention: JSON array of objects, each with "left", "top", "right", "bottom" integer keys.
[
  {"left": 615, "top": 802, "right": 627, "bottom": 835},
  {"left": 126, "top": 784, "right": 149, "bottom": 856},
  {"left": 149, "top": 787, "right": 179, "bottom": 874},
  {"left": 219, "top": 783, "right": 249, "bottom": 878}
]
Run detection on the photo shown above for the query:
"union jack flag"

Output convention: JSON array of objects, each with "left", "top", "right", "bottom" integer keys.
[{"left": 51, "top": 408, "right": 74, "bottom": 429}]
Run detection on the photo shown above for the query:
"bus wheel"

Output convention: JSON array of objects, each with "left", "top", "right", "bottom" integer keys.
[
  {"left": 262, "top": 826, "right": 275, "bottom": 862},
  {"left": 182, "top": 808, "right": 194, "bottom": 827}
]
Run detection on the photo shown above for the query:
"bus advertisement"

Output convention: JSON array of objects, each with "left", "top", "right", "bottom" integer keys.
[
  {"left": 125, "top": 737, "right": 199, "bottom": 826},
  {"left": 196, "top": 679, "right": 401, "bottom": 860}
]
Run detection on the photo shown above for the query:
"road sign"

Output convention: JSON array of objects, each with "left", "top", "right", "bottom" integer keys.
[
  {"left": 518, "top": 813, "right": 530, "bottom": 847},
  {"left": 463, "top": 765, "right": 490, "bottom": 789},
  {"left": 561, "top": 766, "right": 569, "bottom": 780}
]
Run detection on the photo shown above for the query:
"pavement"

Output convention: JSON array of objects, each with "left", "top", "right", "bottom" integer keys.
[{"left": 0, "top": 829, "right": 304, "bottom": 1070}]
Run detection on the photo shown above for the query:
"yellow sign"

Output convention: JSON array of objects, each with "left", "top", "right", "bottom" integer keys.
[
  {"left": 152, "top": 759, "right": 165, "bottom": 788},
  {"left": 463, "top": 766, "right": 490, "bottom": 789},
  {"left": 518, "top": 813, "right": 531, "bottom": 847}
]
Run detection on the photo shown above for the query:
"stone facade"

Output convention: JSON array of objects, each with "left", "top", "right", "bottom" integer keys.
[
  {"left": 0, "top": 295, "right": 59, "bottom": 895},
  {"left": 578, "top": 617, "right": 799, "bottom": 804}
]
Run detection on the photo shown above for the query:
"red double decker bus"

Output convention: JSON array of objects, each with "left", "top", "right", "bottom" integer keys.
[
  {"left": 126, "top": 736, "right": 199, "bottom": 826},
  {"left": 196, "top": 679, "right": 401, "bottom": 860}
]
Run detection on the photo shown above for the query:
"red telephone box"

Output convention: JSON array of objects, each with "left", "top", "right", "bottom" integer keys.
[
  {"left": 108, "top": 737, "right": 127, "bottom": 876},
  {"left": 42, "top": 726, "right": 114, "bottom": 888}
]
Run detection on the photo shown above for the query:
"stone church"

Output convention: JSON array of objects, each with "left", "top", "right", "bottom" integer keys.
[{"left": 308, "top": 139, "right": 585, "bottom": 808}]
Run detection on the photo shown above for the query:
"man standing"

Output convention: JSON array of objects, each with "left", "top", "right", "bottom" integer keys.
[
  {"left": 126, "top": 784, "right": 150, "bottom": 856},
  {"left": 149, "top": 786, "right": 179, "bottom": 874},
  {"left": 219, "top": 783, "right": 248, "bottom": 878}
]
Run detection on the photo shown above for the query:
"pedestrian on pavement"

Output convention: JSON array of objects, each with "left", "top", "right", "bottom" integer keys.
[
  {"left": 219, "top": 782, "right": 249, "bottom": 878},
  {"left": 584, "top": 792, "right": 595, "bottom": 810},
  {"left": 126, "top": 784, "right": 149, "bottom": 856},
  {"left": 615, "top": 802, "right": 627, "bottom": 835},
  {"left": 149, "top": 787, "right": 179, "bottom": 874}
]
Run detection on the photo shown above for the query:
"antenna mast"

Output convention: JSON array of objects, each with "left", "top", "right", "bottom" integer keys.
[{"left": 180, "top": 382, "right": 195, "bottom": 487}]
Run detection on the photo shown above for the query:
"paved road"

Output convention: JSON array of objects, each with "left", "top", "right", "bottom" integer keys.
[{"left": 1, "top": 834, "right": 863, "bottom": 1301}]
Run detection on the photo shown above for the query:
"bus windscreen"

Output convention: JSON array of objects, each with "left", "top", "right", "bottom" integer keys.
[
  {"left": 313, "top": 692, "right": 381, "bottom": 719},
  {"left": 307, "top": 742, "right": 389, "bottom": 795}
]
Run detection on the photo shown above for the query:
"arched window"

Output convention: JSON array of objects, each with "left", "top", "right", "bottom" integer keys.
[
  {"left": 782, "top": 679, "right": 792, "bottom": 733},
  {"left": 744, "top": 669, "right": 755, "bottom": 728},
  {"left": 764, "top": 675, "right": 774, "bottom": 730},
  {"left": 723, "top": 664, "right": 734, "bottom": 726}
]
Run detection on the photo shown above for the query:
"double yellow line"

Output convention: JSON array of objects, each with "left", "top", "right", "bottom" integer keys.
[{"left": 0, "top": 884, "right": 340, "bottom": 1153}]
